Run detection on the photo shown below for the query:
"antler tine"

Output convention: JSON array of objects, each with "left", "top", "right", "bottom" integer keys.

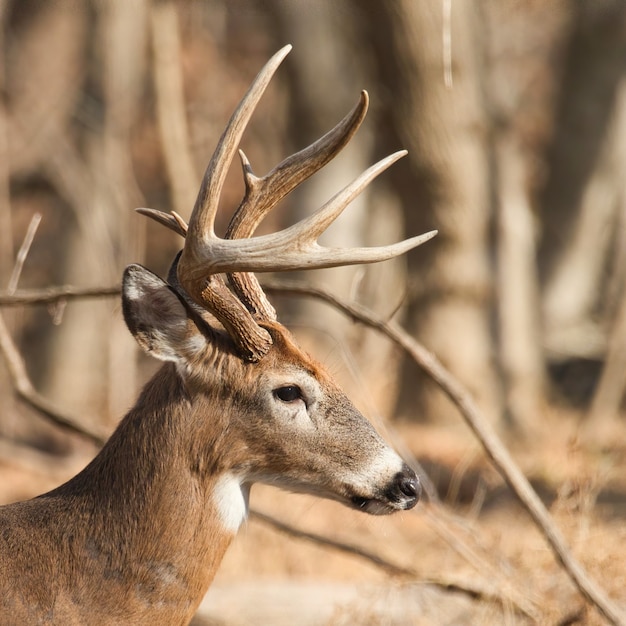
[
  {"left": 284, "top": 151, "right": 408, "bottom": 245},
  {"left": 184, "top": 44, "right": 292, "bottom": 246},
  {"left": 224, "top": 91, "right": 370, "bottom": 321},
  {"left": 180, "top": 149, "right": 437, "bottom": 275},
  {"left": 136, "top": 86, "right": 367, "bottom": 252},
  {"left": 136, "top": 208, "right": 188, "bottom": 237},
  {"left": 226, "top": 91, "right": 369, "bottom": 241}
]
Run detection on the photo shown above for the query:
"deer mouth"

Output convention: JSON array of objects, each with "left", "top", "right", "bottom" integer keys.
[{"left": 349, "top": 467, "right": 421, "bottom": 515}]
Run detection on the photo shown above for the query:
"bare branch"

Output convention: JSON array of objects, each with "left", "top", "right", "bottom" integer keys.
[
  {"left": 250, "top": 509, "right": 414, "bottom": 578},
  {"left": 0, "top": 214, "right": 107, "bottom": 446},
  {"left": 0, "top": 286, "right": 121, "bottom": 307},
  {"left": 261, "top": 278, "right": 625, "bottom": 626},
  {"left": 0, "top": 312, "right": 105, "bottom": 447},
  {"left": 421, "top": 506, "right": 539, "bottom": 619}
]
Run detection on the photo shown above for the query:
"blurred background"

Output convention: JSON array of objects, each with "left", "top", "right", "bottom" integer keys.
[{"left": 1, "top": 1, "right": 625, "bottom": 624}]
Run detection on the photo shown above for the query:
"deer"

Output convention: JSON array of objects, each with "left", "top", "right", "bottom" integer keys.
[{"left": 0, "top": 45, "right": 436, "bottom": 626}]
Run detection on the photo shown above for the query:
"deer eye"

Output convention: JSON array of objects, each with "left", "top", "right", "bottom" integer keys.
[{"left": 273, "top": 385, "right": 303, "bottom": 403}]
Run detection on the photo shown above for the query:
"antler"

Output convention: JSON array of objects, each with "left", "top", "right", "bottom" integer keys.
[{"left": 138, "top": 45, "right": 437, "bottom": 361}]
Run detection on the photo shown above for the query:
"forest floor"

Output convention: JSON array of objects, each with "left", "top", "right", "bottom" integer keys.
[{"left": 1, "top": 408, "right": 625, "bottom": 625}]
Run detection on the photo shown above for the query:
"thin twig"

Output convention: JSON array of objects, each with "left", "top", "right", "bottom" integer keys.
[
  {"left": 0, "top": 285, "right": 121, "bottom": 307},
  {"left": 0, "top": 217, "right": 106, "bottom": 446},
  {"left": 250, "top": 509, "right": 414, "bottom": 578},
  {"left": 262, "top": 278, "right": 625, "bottom": 626},
  {"left": 421, "top": 506, "right": 539, "bottom": 619},
  {"left": 8, "top": 213, "right": 41, "bottom": 294}
]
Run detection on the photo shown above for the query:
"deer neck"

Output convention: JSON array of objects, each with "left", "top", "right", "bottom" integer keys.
[{"left": 56, "top": 363, "right": 247, "bottom": 621}]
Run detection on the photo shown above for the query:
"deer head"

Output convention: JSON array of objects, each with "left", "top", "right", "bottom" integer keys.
[
  {"left": 0, "top": 45, "right": 435, "bottom": 625},
  {"left": 127, "top": 44, "right": 435, "bottom": 519}
]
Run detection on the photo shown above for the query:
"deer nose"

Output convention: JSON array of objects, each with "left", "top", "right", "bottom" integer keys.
[{"left": 388, "top": 465, "right": 420, "bottom": 509}]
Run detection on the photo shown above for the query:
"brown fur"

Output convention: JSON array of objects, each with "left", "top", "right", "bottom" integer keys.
[{"left": 0, "top": 367, "right": 232, "bottom": 624}]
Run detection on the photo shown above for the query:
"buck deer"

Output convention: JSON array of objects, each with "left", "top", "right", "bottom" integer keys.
[{"left": 0, "top": 46, "right": 435, "bottom": 625}]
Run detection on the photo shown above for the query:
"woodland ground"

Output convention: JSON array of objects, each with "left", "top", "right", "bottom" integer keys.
[{"left": 1, "top": 407, "right": 625, "bottom": 625}]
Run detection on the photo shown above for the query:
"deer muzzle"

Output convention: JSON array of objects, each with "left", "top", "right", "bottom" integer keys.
[{"left": 351, "top": 464, "right": 421, "bottom": 515}]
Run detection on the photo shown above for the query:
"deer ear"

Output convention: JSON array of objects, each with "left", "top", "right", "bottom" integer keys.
[{"left": 122, "top": 264, "right": 204, "bottom": 362}]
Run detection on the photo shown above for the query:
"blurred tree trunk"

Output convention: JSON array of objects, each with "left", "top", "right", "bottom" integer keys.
[
  {"left": 37, "top": 2, "right": 148, "bottom": 427},
  {"left": 481, "top": 1, "right": 570, "bottom": 426},
  {"left": 587, "top": 79, "right": 626, "bottom": 425},
  {"left": 494, "top": 134, "right": 545, "bottom": 425},
  {"left": 269, "top": 0, "right": 367, "bottom": 304},
  {"left": 100, "top": 0, "right": 148, "bottom": 420},
  {"left": 1, "top": 1, "right": 89, "bottom": 437},
  {"left": 363, "top": 0, "right": 502, "bottom": 423},
  {"left": 540, "top": 1, "right": 626, "bottom": 365},
  {"left": 150, "top": 0, "right": 198, "bottom": 216}
]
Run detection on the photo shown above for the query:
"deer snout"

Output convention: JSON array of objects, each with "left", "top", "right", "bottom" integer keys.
[
  {"left": 386, "top": 464, "right": 421, "bottom": 510},
  {"left": 350, "top": 462, "right": 421, "bottom": 515}
]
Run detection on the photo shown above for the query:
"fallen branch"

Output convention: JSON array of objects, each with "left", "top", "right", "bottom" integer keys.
[
  {"left": 251, "top": 509, "right": 535, "bottom": 618},
  {"left": 251, "top": 509, "right": 415, "bottom": 578}
]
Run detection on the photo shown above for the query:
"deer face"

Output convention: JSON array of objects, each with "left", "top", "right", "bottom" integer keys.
[
  {"left": 123, "top": 266, "right": 420, "bottom": 519},
  {"left": 228, "top": 323, "right": 419, "bottom": 515}
]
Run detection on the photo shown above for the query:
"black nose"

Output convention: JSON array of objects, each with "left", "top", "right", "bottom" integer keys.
[
  {"left": 389, "top": 465, "right": 421, "bottom": 509},
  {"left": 399, "top": 473, "right": 419, "bottom": 498}
]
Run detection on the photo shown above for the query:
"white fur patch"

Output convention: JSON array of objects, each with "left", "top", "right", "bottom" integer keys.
[
  {"left": 349, "top": 446, "right": 405, "bottom": 491},
  {"left": 183, "top": 333, "right": 207, "bottom": 355},
  {"left": 124, "top": 282, "right": 144, "bottom": 301},
  {"left": 212, "top": 474, "right": 248, "bottom": 532}
]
